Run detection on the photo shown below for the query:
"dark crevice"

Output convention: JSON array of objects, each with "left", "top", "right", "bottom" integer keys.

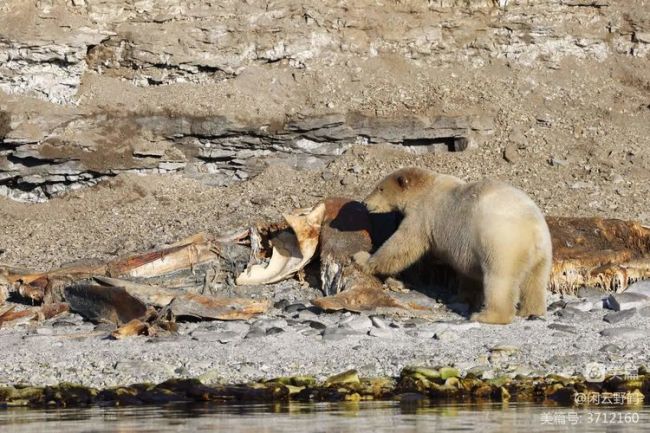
[{"left": 6, "top": 155, "right": 62, "bottom": 168}]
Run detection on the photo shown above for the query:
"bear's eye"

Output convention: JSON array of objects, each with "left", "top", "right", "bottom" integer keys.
[{"left": 379, "top": 187, "right": 384, "bottom": 192}]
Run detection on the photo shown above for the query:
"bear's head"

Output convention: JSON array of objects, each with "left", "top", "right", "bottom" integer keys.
[{"left": 363, "top": 167, "right": 432, "bottom": 213}]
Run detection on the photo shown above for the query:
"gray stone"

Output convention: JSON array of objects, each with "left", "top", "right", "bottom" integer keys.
[
  {"left": 546, "top": 354, "right": 582, "bottom": 367},
  {"left": 297, "top": 309, "right": 319, "bottom": 321},
  {"left": 547, "top": 323, "right": 578, "bottom": 334},
  {"left": 554, "top": 307, "right": 590, "bottom": 321},
  {"left": 603, "top": 308, "right": 637, "bottom": 324},
  {"left": 370, "top": 316, "right": 389, "bottom": 329},
  {"left": 565, "top": 299, "right": 594, "bottom": 312},
  {"left": 599, "top": 344, "right": 621, "bottom": 353},
  {"left": 547, "top": 300, "right": 567, "bottom": 312},
  {"left": 222, "top": 322, "right": 251, "bottom": 334},
  {"left": 434, "top": 330, "right": 460, "bottom": 341},
  {"left": 284, "top": 303, "right": 307, "bottom": 313},
  {"left": 406, "top": 330, "right": 435, "bottom": 339},
  {"left": 605, "top": 293, "right": 649, "bottom": 311},
  {"left": 305, "top": 320, "right": 327, "bottom": 330},
  {"left": 577, "top": 287, "right": 606, "bottom": 298},
  {"left": 244, "top": 327, "right": 267, "bottom": 339},
  {"left": 340, "top": 315, "right": 372, "bottom": 331},
  {"left": 266, "top": 327, "right": 285, "bottom": 336},
  {"left": 35, "top": 327, "right": 54, "bottom": 336},
  {"left": 321, "top": 327, "right": 361, "bottom": 341},
  {"left": 251, "top": 318, "right": 288, "bottom": 331},
  {"left": 368, "top": 327, "right": 395, "bottom": 338},
  {"left": 600, "top": 327, "right": 648, "bottom": 340}
]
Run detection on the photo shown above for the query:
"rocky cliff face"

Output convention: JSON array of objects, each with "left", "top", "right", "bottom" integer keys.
[{"left": 0, "top": 0, "right": 649, "bottom": 201}]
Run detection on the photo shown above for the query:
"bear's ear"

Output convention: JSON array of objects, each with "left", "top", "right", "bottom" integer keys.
[{"left": 396, "top": 175, "right": 409, "bottom": 189}]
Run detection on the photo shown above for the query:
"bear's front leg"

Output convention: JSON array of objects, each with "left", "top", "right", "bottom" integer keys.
[{"left": 361, "top": 218, "right": 427, "bottom": 276}]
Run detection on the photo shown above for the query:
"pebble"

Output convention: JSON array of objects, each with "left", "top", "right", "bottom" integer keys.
[
  {"left": 565, "top": 299, "right": 594, "bottom": 312},
  {"left": 403, "top": 318, "right": 428, "bottom": 328},
  {"left": 285, "top": 303, "right": 307, "bottom": 314},
  {"left": 406, "top": 330, "right": 435, "bottom": 339},
  {"left": 251, "top": 318, "right": 288, "bottom": 331},
  {"left": 555, "top": 307, "right": 590, "bottom": 321},
  {"left": 603, "top": 308, "right": 636, "bottom": 324},
  {"left": 305, "top": 320, "right": 327, "bottom": 330},
  {"left": 503, "top": 144, "right": 519, "bottom": 163},
  {"left": 340, "top": 174, "right": 355, "bottom": 185},
  {"left": 340, "top": 315, "right": 372, "bottom": 331},
  {"left": 599, "top": 344, "right": 621, "bottom": 353},
  {"left": 222, "top": 322, "right": 251, "bottom": 334},
  {"left": 297, "top": 309, "right": 318, "bottom": 321},
  {"left": 549, "top": 157, "right": 568, "bottom": 167},
  {"left": 273, "top": 299, "right": 290, "bottom": 310},
  {"left": 605, "top": 293, "right": 649, "bottom": 311},
  {"left": 434, "top": 330, "right": 460, "bottom": 341},
  {"left": 546, "top": 354, "right": 582, "bottom": 367},
  {"left": 547, "top": 300, "right": 567, "bottom": 312},
  {"left": 244, "top": 327, "right": 267, "bottom": 339},
  {"left": 266, "top": 327, "right": 284, "bottom": 336},
  {"left": 321, "top": 327, "right": 361, "bottom": 341},
  {"left": 51, "top": 320, "right": 79, "bottom": 328},
  {"left": 600, "top": 327, "right": 648, "bottom": 340},
  {"left": 490, "top": 345, "right": 519, "bottom": 355},
  {"left": 35, "top": 327, "right": 54, "bottom": 336},
  {"left": 547, "top": 323, "right": 578, "bottom": 334},
  {"left": 299, "top": 328, "right": 322, "bottom": 337},
  {"left": 368, "top": 328, "right": 395, "bottom": 338},
  {"left": 370, "top": 316, "right": 389, "bottom": 329}
]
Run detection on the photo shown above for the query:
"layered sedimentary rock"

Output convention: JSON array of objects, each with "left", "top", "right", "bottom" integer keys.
[
  {"left": 0, "top": 107, "right": 493, "bottom": 201},
  {"left": 0, "top": 0, "right": 648, "bottom": 201}
]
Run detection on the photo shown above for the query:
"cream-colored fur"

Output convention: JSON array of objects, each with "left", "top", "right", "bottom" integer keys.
[{"left": 358, "top": 167, "right": 552, "bottom": 325}]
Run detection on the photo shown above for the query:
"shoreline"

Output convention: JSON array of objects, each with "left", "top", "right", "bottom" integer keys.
[
  {"left": 1, "top": 367, "right": 648, "bottom": 409},
  {"left": 2, "top": 281, "right": 650, "bottom": 393}
]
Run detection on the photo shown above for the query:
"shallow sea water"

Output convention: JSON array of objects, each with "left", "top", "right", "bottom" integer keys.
[{"left": 1, "top": 401, "right": 648, "bottom": 433}]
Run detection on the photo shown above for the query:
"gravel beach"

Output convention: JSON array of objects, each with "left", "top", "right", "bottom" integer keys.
[{"left": 2, "top": 281, "right": 650, "bottom": 388}]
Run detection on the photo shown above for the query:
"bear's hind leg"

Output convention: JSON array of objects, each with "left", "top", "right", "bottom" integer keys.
[
  {"left": 517, "top": 257, "right": 550, "bottom": 317},
  {"left": 470, "top": 269, "right": 520, "bottom": 325}
]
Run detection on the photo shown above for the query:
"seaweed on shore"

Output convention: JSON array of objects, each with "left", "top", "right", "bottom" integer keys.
[{"left": 1, "top": 368, "right": 648, "bottom": 409}]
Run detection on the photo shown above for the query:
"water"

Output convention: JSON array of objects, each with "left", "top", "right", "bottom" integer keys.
[{"left": 1, "top": 401, "right": 648, "bottom": 433}]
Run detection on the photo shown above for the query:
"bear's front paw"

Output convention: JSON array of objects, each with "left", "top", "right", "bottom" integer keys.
[
  {"left": 470, "top": 310, "right": 514, "bottom": 325},
  {"left": 352, "top": 251, "right": 373, "bottom": 273}
]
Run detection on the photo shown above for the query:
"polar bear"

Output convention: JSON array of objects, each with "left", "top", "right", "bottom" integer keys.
[{"left": 355, "top": 167, "right": 552, "bottom": 324}]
